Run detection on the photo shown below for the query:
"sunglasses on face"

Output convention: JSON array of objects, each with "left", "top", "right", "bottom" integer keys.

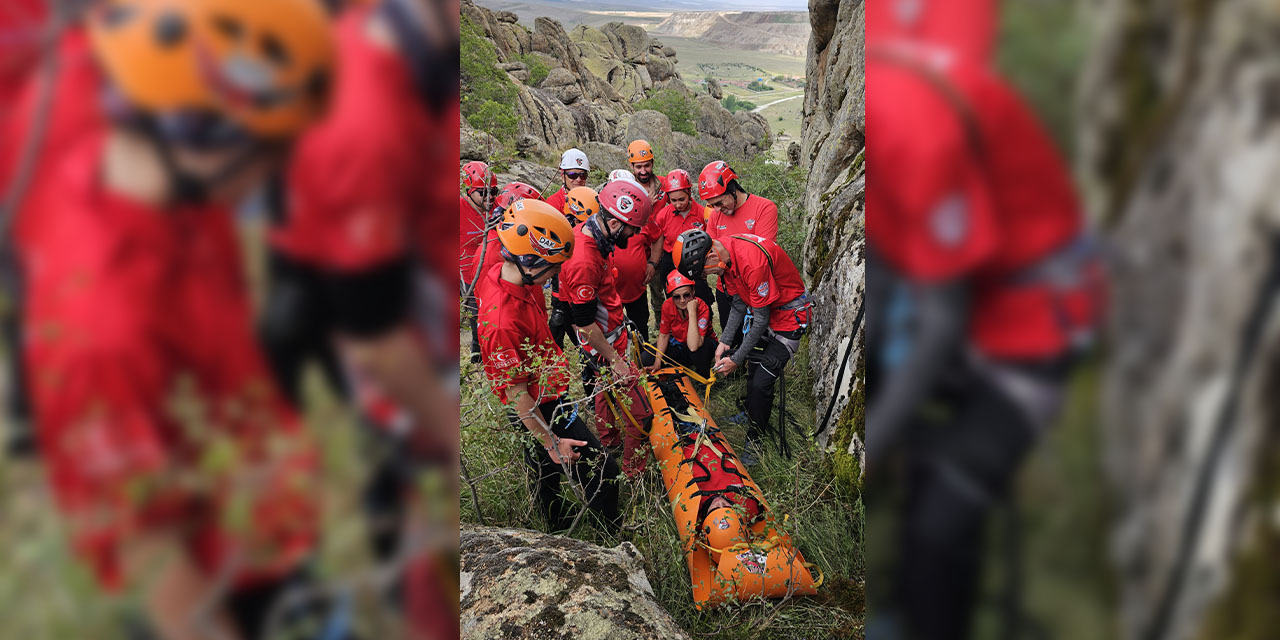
[
  {"left": 671, "top": 292, "right": 695, "bottom": 301},
  {"left": 474, "top": 187, "right": 499, "bottom": 197},
  {"left": 564, "top": 171, "right": 588, "bottom": 181}
]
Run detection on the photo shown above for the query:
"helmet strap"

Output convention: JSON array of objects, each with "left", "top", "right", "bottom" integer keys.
[
  {"left": 134, "top": 113, "right": 264, "bottom": 207},
  {"left": 586, "top": 214, "right": 617, "bottom": 257}
]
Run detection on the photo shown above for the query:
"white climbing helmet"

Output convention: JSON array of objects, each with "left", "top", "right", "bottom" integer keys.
[
  {"left": 607, "top": 169, "right": 642, "bottom": 191},
  {"left": 559, "top": 148, "right": 590, "bottom": 170}
]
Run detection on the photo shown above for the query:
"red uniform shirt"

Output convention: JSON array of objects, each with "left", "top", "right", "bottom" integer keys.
[
  {"left": 610, "top": 219, "right": 661, "bottom": 304},
  {"left": 659, "top": 297, "right": 716, "bottom": 346},
  {"left": 459, "top": 195, "right": 486, "bottom": 283},
  {"left": 21, "top": 137, "right": 317, "bottom": 591},
  {"left": 720, "top": 234, "right": 809, "bottom": 332},
  {"left": 641, "top": 174, "right": 670, "bottom": 211},
  {"left": 475, "top": 263, "right": 569, "bottom": 404},
  {"left": 2, "top": 29, "right": 104, "bottom": 250},
  {"left": 545, "top": 187, "right": 567, "bottom": 214},
  {"left": 273, "top": 8, "right": 455, "bottom": 277},
  {"left": 0, "top": 0, "right": 45, "bottom": 114},
  {"left": 559, "top": 222, "right": 628, "bottom": 353},
  {"left": 653, "top": 202, "right": 707, "bottom": 252},
  {"left": 707, "top": 194, "right": 779, "bottom": 243},
  {"left": 866, "top": 48, "right": 1090, "bottom": 358}
]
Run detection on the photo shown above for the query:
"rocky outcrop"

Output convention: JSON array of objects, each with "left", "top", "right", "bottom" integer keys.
[
  {"left": 800, "top": 0, "right": 864, "bottom": 476},
  {"left": 461, "top": 0, "right": 770, "bottom": 163},
  {"left": 650, "top": 11, "right": 811, "bottom": 58},
  {"left": 494, "top": 160, "right": 559, "bottom": 193},
  {"left": 461, "top": 122, "right": 502, "bottom": 161},
  {"left": 705, "top": 77, "right": 724, "bottom": 100},
  {"left": 1078, "top": 2, "right": 1280, "bottom": 639},
  {"left": 460, "top": 525, "right": 691, "bottom": 640}
]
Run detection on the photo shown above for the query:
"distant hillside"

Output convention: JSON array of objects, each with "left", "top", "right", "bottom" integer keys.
[{"left": 650, "top": 11, "right": 809, "bottom": 58}]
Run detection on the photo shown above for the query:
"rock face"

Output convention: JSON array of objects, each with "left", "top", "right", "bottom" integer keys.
[
  {"left": 1078, "top": 3, "right": 1280, "bottom": 638},
  {"left": 800, "top": 0, "right": 864, "bottom": 472},
  {"left": 650, "top": 11, "right": 812, "bottom": 58},
  {"left": 460, "top": 525, "right": 691, "bottom": 640},
  {"left": 460, "top": 0, "right": 769, "bottom": 162}
]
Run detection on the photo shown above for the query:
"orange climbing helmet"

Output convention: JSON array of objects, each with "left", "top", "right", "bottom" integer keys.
[
  {"left": 703, "top": 506, "right": 746, "bottom": 564},
  {"left": 628, "top": 139, "right": 654, "bottom": 163},
  {"left": 497, "top": 199, "right": 575, "bottom": 265},
  {"left": 88, "top": 0, "right": 336, "bottom": 141},
  {"left": 564, "top": 186, "right": 600, "bottom": 225}
]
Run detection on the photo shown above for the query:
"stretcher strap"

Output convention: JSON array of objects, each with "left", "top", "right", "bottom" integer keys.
[
  {"left": 633, "top": 331, "right": 718, "bottom": 405},
  {"left": 600, "top": 385, "right": 650, "bottom": 438}
]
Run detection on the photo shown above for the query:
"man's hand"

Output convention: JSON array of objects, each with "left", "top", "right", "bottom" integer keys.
[
  {"left": 644, "top": 361, "right": 661, "bottom": 374},
  {"left": 644, "top": 262, "right": 656, "bottom": 284},
  {"left": 611, "top": 357, "right": 634, "bottom": 382},
  {"left": 549, "top": 438, "right": 587, "bottom": 464},
  {"left": 715, "top": 342, "right": 731, "bottom": 361},
  {"left": 713, "top": 357, "right": 737, "bottom": 375}
]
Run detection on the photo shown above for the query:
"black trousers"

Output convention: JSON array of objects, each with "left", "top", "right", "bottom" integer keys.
[
  {"left": 257, "top": 251, "right": 349, "bottom": 407},
  {"left": 464, "top": 291, "right": 480, "bottom": 363},
  {"left": 739, "top": 332, "right": 801, "bottom": 443},
  {"left": 623, "top": 294, "right": 651, "bottom": 342},
  {"left": 514, "top": 399, "right": 621, "bottom": 534},
  {"left": 889, "top": 363, "right": 1062, "bottom": 640},
  {"left": 0, "top": 243, "right": 31, "bottom": 454}
]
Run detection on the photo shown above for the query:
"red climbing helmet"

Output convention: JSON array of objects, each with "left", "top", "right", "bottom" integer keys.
[
  {"left": 666, "top": 169, "right": 693, "bottom": 194},
  {"left": 491, "top": 181, "right": 543, "bottom": 219},
  {"left": 665, "top": 269, "right": 695, "bottom": 295},
  {"left": 598, "top": 179, "right": 652, "bottom": 228},
  {"left": 698, "top": 161, "right": 738, "bottom": 201},
  {"left": 462, "top": 161, "right": 497, "bottom": 192}
]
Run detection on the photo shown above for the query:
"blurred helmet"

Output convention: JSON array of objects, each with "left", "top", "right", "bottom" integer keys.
[
  {"left": 89, "top": 0, "right": 336, "bottom": 141},
  {"left": 673, "top": 228, "right": 713, "bottom": 279},
  {"left": 628, "top": 139, "right": 654, "bottom": 163},
  {"left": 461, "top": 160, "right": 496, "bottom": 191},
  {"left": 702, "top": 506, "right": 746, "bottom": 563},
  {"left": 666, "top": 168, "right": 693, "bottom": 193},
  {"left": 866, "top": 0, "right": 997, "bottom": 64},
  {"left": 665, "top": 269, "right": 695, "bottom": 295},
  {"left": 598, "top": 179, "right": 651, "bottom": 228},
  {"left": 559, "top": 147, "right": 590, "bottom": 170},
  {"left": 698, "top": 161, "right": 738, "bottom": 201},
  {"left": 497, "top": 199, "right": 575, "bottom": 265},
  {"left": 608, "top": 168, "right": 638, "bottom": 186},
  {"left": 564, "top": 186, "right": 600, "bottom": 225},
  {"left": 491, "top": 181, "right": 542, "bottom": 219}
]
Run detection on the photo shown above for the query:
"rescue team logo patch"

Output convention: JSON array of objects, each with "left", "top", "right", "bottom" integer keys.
[
  {"left": 492, "top": 349, "right": 519, "bottom": 369},
  {"left": 746, "top": 219, "right": 756, "bottom": 229},
  {"left": 757, "top": 282, "right": 769, "bottom": 297},
  {"left": 576, "top": 157, "right": 584, "bottom": 166},
  {"left": 617, "top": 195, "right": 635, "bottom": 214},
  {"left": 694, "top": 221, "right": 704, "bottom": 229},
  {"left": 698, "top": 317, "right": 708, "bottom": 330},
  {"left": 930, "top": 194, "right": 968, "bottom": 248},
  {"left": 737, "top": 551, "right": 769, "bottom": 575},
  {"left": 715, "top": 516, "right": 731, "bottom": 530},
  {"left": 575, "top": 284, "right": 596, "bottom": 300}
]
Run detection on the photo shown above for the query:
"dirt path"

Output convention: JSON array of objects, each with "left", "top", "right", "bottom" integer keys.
[{"left": 752, "top": 93, "right": 802, "bottom": 113}]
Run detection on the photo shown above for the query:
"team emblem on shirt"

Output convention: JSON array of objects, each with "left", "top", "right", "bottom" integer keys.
[
  {"left": 698, "top": 317, "right": 708, "bottom": 330},
  {"left": 492, "top": 349, "right": 518, "bottom": 369},
  {"left": 746, "top": 219, "right": 756, "bottom": 229},
  {"left": 757, "top": 282, "right": 769, "bottom": 297},
  {"left": 576, "top": 284, "right": 595, "bottom": 300}
]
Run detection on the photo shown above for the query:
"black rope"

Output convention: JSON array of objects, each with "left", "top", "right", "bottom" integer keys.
[
  {"left": 1142, "top": 232, "right": 1280, "bottom": 640},
  {"left": 814, "top": 301, "right": 863, "bottom": 439}
]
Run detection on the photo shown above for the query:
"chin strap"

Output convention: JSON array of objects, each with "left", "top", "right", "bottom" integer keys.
[{"left": 586, "top": 215, "right": 617, "bottom": 257}]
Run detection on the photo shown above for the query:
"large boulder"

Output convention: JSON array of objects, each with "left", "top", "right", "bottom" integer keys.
[
  {"left": 734, "top": 110, "right": 772, "bottom": 150},
  {"left": 800, "top": 0, "right": 864, "bottom": 476},
  {"left": 616, "top": 109, "right": 682, "bottom": 168},
  {"left": 580, "top": 141, "right": 628, "bottom": 173},
  {"left": 706, "top": 77, "right": 723, "bottom": 100},
  {"left": 460, "top": 525, "right": 691, "bottom": 640},
  {"left": 515, "top": 84, "right": 580, "bottom": 151},
  {"left": 541, "top": 67, "right": 584, "bottom": 105},
  {"left": 600, "top": 22, "right": 651, "bottom": 63},
  {"left": 495, "top": 160, "right": 560, "bottom": 193},
  {"left": 1078, "top": 1, "right": 1280, "bottom": 637},
  {"left": 461, "top": 124, "right": 502, "bottom": 161}
]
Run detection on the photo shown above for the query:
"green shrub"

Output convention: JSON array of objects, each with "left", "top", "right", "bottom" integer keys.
[
  {"left": 746, "top": 80, "right": 774, "bottom": 92},
  {"left": 721, "top": 94, "right": 756, "bottom": 113},
  {"left": 516, "top": 53, "right": 550, "bottom": 87},
  {"left": 461, "top": 16, "right": 520, "bottom": 140},
  {"left": 634, "top": 89, "right": 698, "bottom": 136}
]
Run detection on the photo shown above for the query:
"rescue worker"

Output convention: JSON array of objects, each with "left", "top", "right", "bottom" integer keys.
[
  {"left": 645, "top": 270, "right": 717, "bottom": 378},
  {"left": 627, "top": 139, "right": 669, "bottom": 210},
  {"left": 559, "top": 179, "right": 656, "bottom": 477},
  {"left": 674, "top": 229, "right": 811, "bottom": 466},
  {"left": 549, "top": 186, "right": 599, "bottom": 348},
  {"left": 864, "top": 0, "right": 1104, "bottom": 637},
  {"left": 461, "top": 161, "right": 498, "bottom": 363},
  {"left": 607, "top": 172, "right": 663, "bottom": 340},
  {"left": 699, "top": 160, "right": 779, "bottom": 336},
  {"left": 19, "top": 1, "right": 335, "bottom": 637},
  {"left": 652, "top": 168, "right": 714, "bottom": 312},
  {"left": 476, "top": 199, "right": 621, "bottom": 534},
  {"left": 544, "top": 147, "right": 591, "bottom": 213},
  {"left": 474, "top": 181, "right": 543, "bottom": 283}
]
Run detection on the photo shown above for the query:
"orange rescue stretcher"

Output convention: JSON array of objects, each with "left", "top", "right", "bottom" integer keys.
[{"left": 642, "top": 368, "right": 821, "bottom": 607}]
